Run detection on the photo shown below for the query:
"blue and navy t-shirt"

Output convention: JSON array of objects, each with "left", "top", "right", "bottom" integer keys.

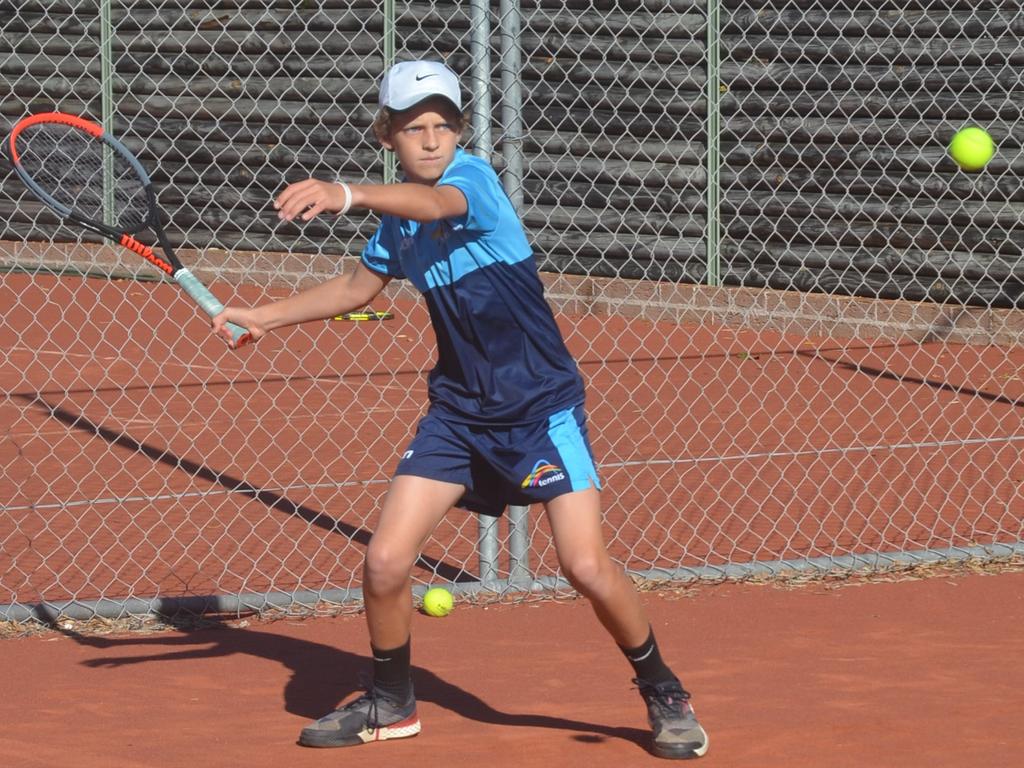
[{"left": 361, "top": 148, "right": 586, "bottom": 425}]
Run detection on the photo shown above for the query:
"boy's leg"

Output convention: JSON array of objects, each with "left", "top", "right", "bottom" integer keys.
[
  {"left": 545, "top": 487, "right": 708, "bottom": 760},
  {"left": 545, "top": 486, "right": 648, "bottom": 646},
  {"left": 299, "top": 475, "right": 465, "bottom": 749},
  {"left": 363, "top": 475, "right": 465, "bottom": 650}
]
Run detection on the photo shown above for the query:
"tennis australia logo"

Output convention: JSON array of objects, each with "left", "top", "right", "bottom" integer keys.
[{"left": 521, "top": 459, "right": 566, "bottom": 489}]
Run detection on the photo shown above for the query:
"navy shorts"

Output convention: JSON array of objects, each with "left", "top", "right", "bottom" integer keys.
[{"left": 395, "top": 404, "right": 602, "bottom": 517}]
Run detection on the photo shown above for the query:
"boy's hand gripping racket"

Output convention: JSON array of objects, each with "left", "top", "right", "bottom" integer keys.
[{"left": 6, "top": 112, "right": 251, "bottom": 348}]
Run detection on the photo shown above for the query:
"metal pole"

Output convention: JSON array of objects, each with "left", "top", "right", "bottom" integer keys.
[
  {"left": 496, "top": 0, "right": 527, "bottom": 582},
  {"left": 705, "top": 0, "right": 722, "bottom": 286},
  {"left": 99, "top": 0, "right": 115, "bottom": 227},
  {"left": 507, "top": 504, "right": 531, "bottom": 584},
  {"left": 477, "top": 514, "right": 500, "bottom": 587},
  {"left": 470, "top": 2, "right": 501, "bottom": 588},
  {"left": 498, "top": 0, "right": 524, "bottom": 211},
  {"left": 383, "top": 0, "right": 397, "bottom": 184},
  {"left": 469, "top": 0, "right": 493, "bottom": 159}
]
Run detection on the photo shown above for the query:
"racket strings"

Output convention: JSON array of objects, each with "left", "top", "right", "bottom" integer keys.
[{"left": 16, "top": 123, "right": 150, "bottom": 230}]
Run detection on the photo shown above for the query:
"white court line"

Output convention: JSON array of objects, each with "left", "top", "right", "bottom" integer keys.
[
  {"left": 4, "top": 408, "right": 424, "bottom": 438},
  {"left": 4, "top": 346, "right": 429, "bottom": 385},
  {"left": 601, "top": 433, "right": 1024, "bottom": 470},
  {"left": 4, "top": 432, "right": 1023, "bottom": 514},
  {"left": 5, "top": 347, "right": 120, "bottom": 362},
  {"left": 5, "top": 345, "right": 250, "bottom": 375},
  {"left": 1, "top": 478, "right": 391, "bottom": 514}
]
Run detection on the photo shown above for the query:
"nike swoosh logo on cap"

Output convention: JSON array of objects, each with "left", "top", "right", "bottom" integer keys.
[{"left": 415, "top": 73, "right": 438, "bottom": 81}]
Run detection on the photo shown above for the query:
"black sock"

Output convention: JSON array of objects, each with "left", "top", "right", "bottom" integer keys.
[
  {"left": 371, "top": 637, "right": 412, "bottom": 700},
  {"left": 619, "top": 627, "right": 677, "bottom": 685}
]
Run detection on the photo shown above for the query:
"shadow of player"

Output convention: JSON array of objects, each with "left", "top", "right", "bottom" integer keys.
[{"left": 67, "top": 621, "right": 648, "bottom": 751}]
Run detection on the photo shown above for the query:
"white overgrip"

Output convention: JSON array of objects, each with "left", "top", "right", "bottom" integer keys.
[{"left": 173, "top": 267, "right": 251, "bottom": 347}]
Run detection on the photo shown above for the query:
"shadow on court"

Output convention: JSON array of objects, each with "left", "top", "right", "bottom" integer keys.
[
  {"left": 797, "top": 345, "right": 1024, "bottom": 408},
  {"left": 64, "top": 623, "right": 647, "bottom": 750}
]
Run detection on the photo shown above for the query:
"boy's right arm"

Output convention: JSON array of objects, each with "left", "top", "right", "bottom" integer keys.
[
  {"left": 275, "top": 178, "right": 467, "bottom": 225},
  {"left": 211, "top": 262, "right": 390, "bottom": 348}
]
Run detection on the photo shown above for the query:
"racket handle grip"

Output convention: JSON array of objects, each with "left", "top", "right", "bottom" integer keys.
[{"left": 173, "top": 268, "right": 252, "bottom": 348}]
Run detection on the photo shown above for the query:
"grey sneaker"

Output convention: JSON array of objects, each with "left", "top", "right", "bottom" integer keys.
[
  {"left": 634, "top": 678, "right": 709, "bottom": 759},
  {"left": 298, "top": 685, "right": 420, "bottom": 748}
]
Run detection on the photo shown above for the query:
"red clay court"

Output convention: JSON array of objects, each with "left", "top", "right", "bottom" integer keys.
[
  {"left": 3, "top": 270, "right": 1023, "bottom": 768},
  {"left": 4, "top": 271, "right": 1023, "bottom": 610},
  {"left": 2, "top": 567, "right": 1023, "bottom": 768}
]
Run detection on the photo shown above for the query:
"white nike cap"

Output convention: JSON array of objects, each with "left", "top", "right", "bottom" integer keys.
[{"left": 378, "top": 60, "right": 462, "bottom": 112}]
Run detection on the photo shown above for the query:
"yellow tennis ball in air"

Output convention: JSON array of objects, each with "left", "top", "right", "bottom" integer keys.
[
  {"left": 949, "top": 126, "right": 995, "bottom": 172},
  {"left": 422, "top": 587, "right": 453, "bottom": 617}
]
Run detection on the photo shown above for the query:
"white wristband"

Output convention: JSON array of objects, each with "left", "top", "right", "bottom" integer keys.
[{"left": 336, "top": 181, "right": 353, "bottom": 216}]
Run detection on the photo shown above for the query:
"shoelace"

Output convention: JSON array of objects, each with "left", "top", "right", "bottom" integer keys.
[
  {"left": 633, "top": 678, "right": 693, "bottom": 717},
  {"left": 365, "top": 687, "right": 381, "bottom": 727},
  {"left": 342, "top": 676, "right": 383, "bottom": 727},
  {"left": 347, "top": 677, "right": 411, "bottom": 728}
]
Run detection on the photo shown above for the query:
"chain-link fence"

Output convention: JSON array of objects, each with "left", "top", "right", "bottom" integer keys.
[{"left": 2, "top": 0, "right": 1023, "bottom": 623}]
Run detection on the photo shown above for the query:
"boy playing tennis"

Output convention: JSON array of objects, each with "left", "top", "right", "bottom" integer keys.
[{"left": 212, "top": 60, "right": 708, "bottom": 760}]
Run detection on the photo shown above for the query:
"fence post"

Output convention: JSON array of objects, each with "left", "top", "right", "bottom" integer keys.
[
  {"left": 705, "top": 0, "right": 721, "bottom": 286},
  {"left": 382, "top": 0, "right": 397, "bottom": 184},
  {"left": 469, "top": 0, "right": 493, "bottom": 159},
  {"left": 99, "top": 0, "right": 115, "bottom": 227},
  {"left": 477, "top": 514, "right": 500, "bottom": 587},
  {"left": 507, "top": 504, "right": 531, "bottom": 585},
  {"left": 498, "top": 0, "right": 524, "bottom": 211}
]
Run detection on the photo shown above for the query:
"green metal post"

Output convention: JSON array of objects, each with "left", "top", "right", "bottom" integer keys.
[
  {"left": 383, "top": 0, "right": 397, "bottom": 184},
  {"left": 705, "top": 0, "right": 721, "bottom": 286},
  {"left": 99, "top": 0, "right": 115, "bottom": 227}
]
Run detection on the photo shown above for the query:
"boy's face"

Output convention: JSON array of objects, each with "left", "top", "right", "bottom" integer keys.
[{"left": 380, "top": 98, "right": 462, "bottom": 185}]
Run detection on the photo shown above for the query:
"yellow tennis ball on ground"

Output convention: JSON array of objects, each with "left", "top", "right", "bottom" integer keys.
[
  {"left": 949, "top": 126, "right": 995, "bottom": 172},
  {"left": 422, "top": 587, "right": 453, "bottom": 617}
]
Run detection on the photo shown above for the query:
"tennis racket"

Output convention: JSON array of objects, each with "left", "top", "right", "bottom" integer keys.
[
  {"left": 333, "top": 310, "right": 395, "bottom": 321},
  {"left": 6, "top": 111, "right": 251, "bottom": 347}
]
